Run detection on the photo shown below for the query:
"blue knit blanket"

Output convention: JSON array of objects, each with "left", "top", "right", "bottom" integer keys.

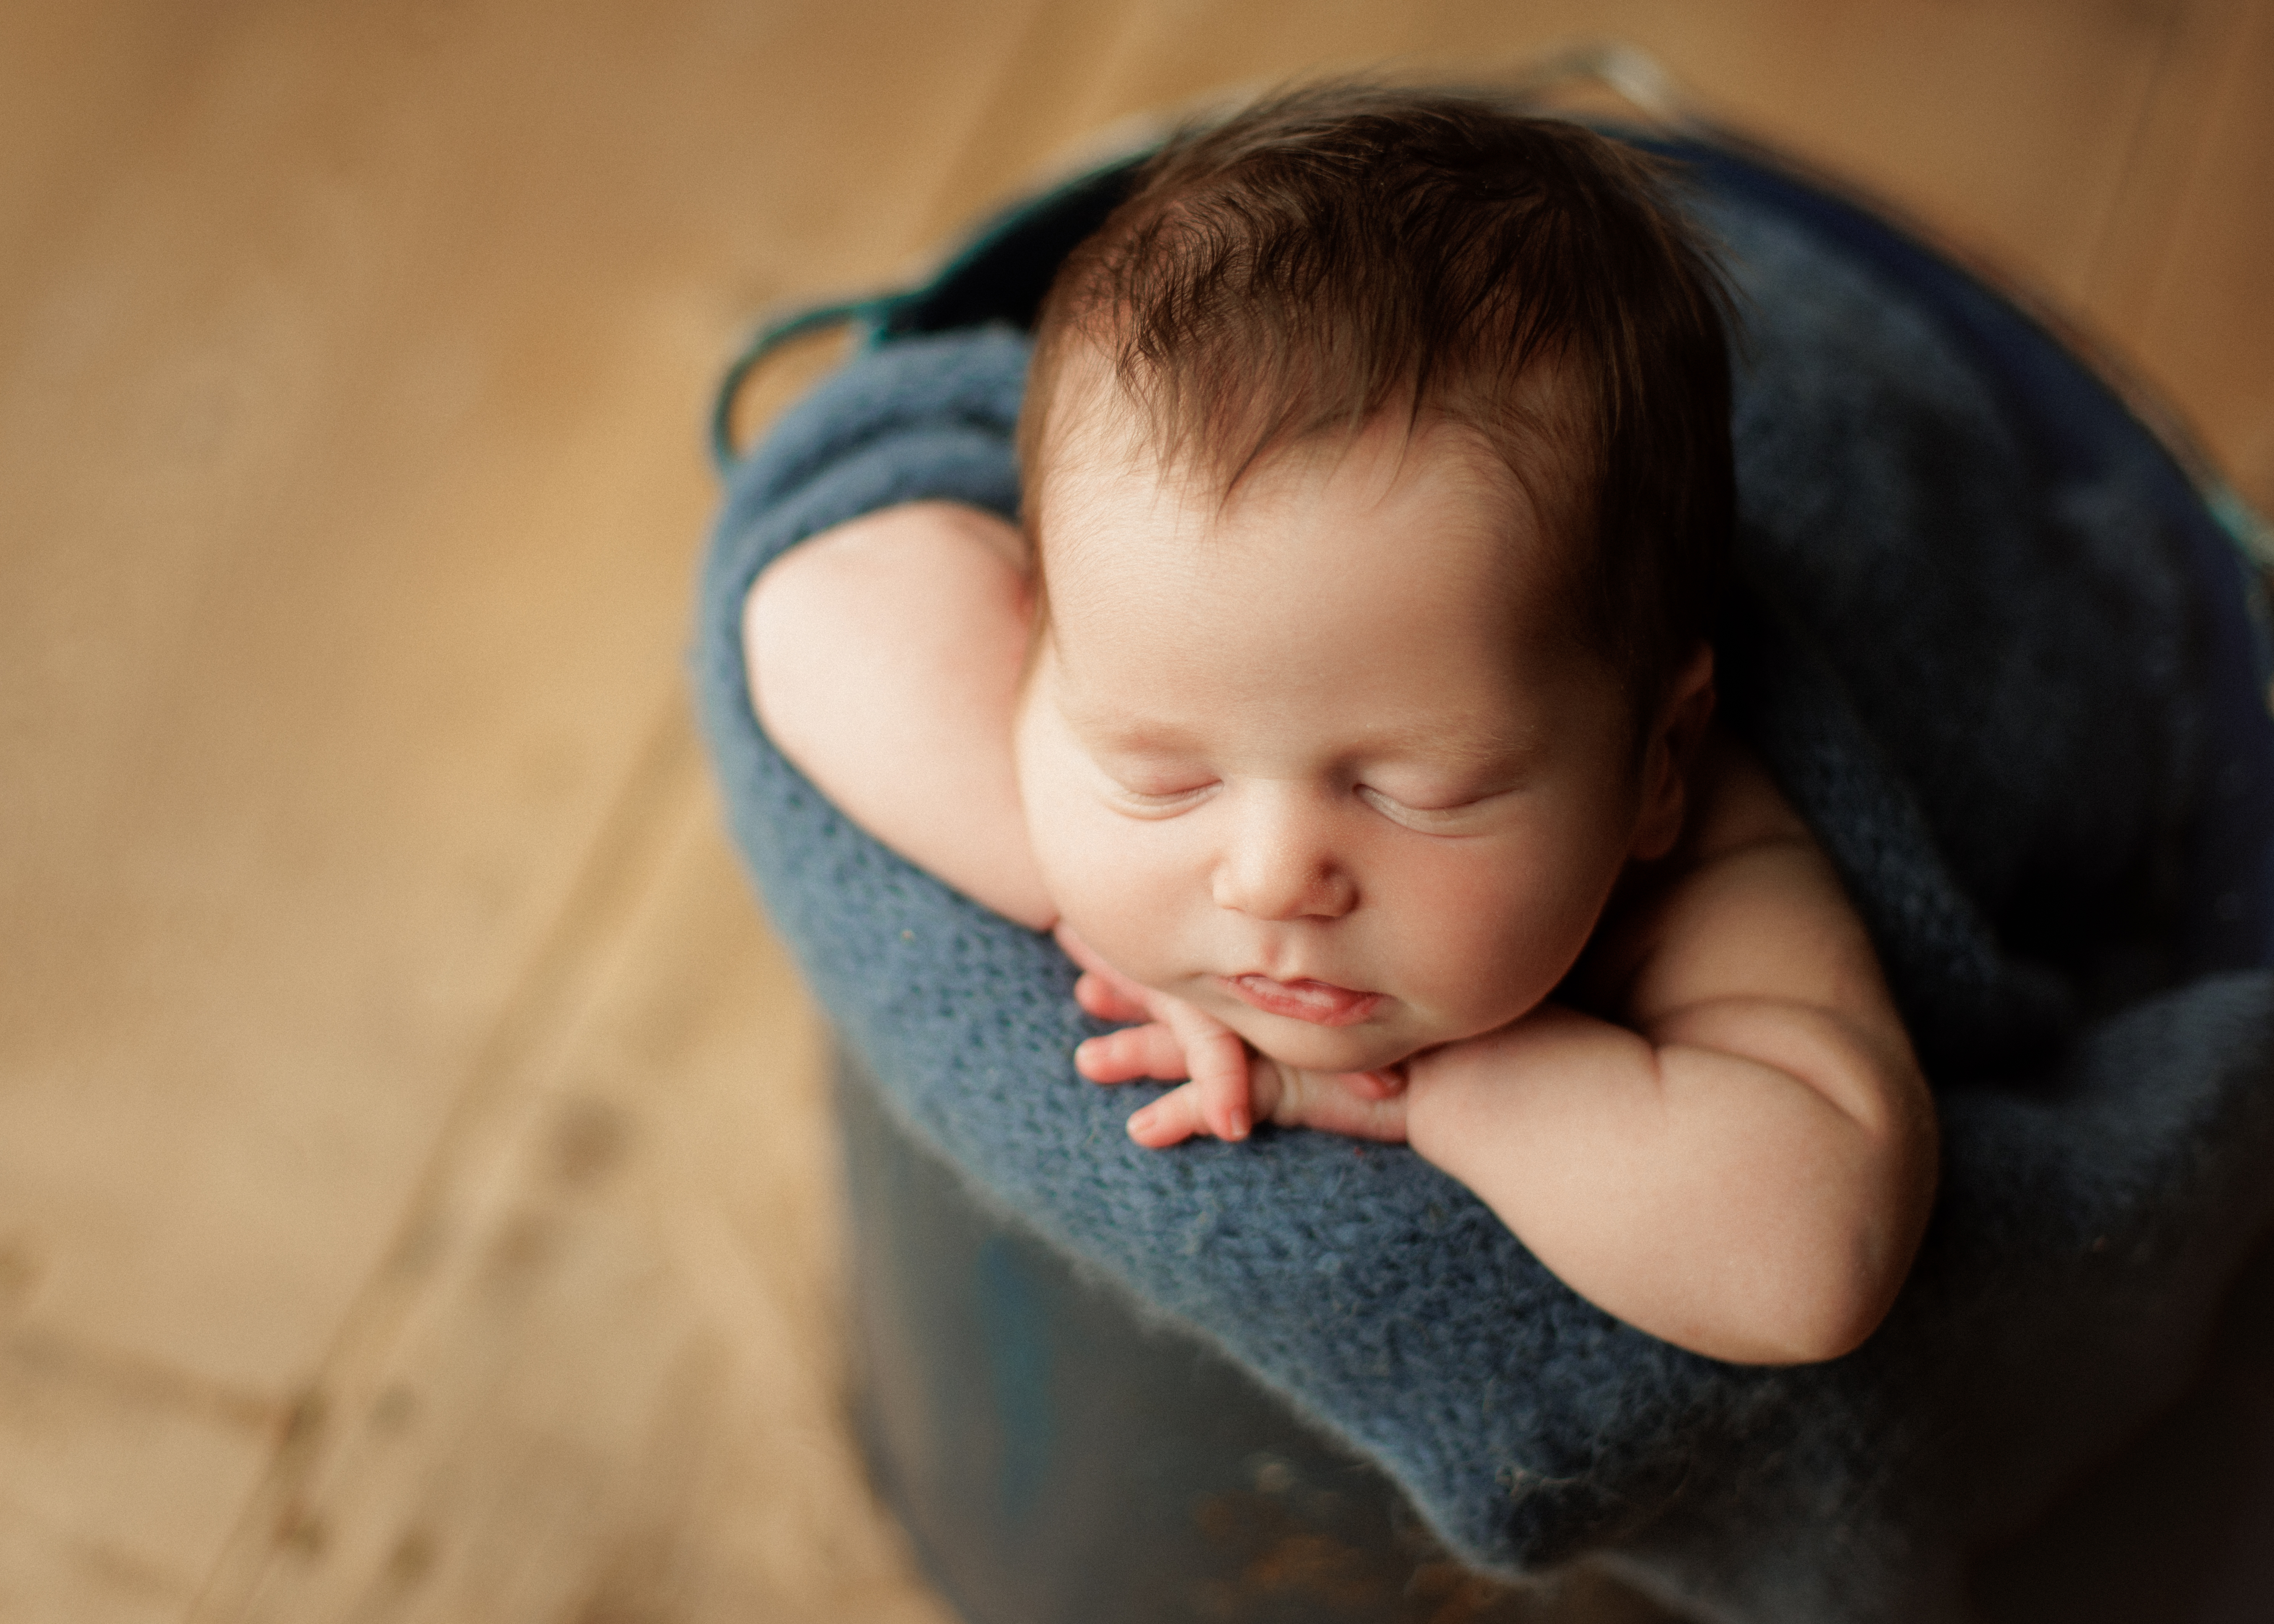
[{"left": 693, "top": 159, "right": 2274, "bottom": 1622}]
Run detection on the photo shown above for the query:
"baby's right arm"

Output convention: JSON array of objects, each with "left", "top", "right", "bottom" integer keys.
[{"left": 744, "top": 500, "right": 1056, "bottom": 931}]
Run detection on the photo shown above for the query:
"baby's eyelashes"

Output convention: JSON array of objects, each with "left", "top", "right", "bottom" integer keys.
[
  {"left": 1354, "top": 783, "right": 1502, "bottom": 831},
  {"left": 1095, "top": 773, "right": 1509, "bottom": 828},
  {"left": 1101, "top": 776, "right": 1220, "bottom": 817}
]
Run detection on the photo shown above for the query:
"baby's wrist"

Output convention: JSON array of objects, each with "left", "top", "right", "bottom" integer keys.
[{"left": 1393, "top": 1044, "right": 1488, "bottom": 1163}]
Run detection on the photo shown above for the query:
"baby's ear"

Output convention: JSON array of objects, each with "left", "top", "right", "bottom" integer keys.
[{"left": 1630, "top": 644, "right": 1716, "bottom": 862}]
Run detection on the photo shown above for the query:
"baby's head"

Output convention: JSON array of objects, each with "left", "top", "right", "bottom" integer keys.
[{"left": 1012, "top": 86, "right": 1738, "bottom": 1072}]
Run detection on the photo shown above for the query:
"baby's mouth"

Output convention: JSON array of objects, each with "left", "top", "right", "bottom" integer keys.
[{"left": 1219, "top": 973, "right": 1384, "bottom": 1027}]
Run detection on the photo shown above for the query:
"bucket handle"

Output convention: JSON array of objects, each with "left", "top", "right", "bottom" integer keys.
[{"left": 710, "top": 297, "right": 890, "bottom": 473}]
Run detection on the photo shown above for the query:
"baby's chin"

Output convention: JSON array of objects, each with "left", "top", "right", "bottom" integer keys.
[{"left": 1220, "top": 1010, "right": 1425, "bottom": 1077}]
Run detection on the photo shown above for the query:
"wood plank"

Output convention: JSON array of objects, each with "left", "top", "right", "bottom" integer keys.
[
  {"left": 2075, "top": 0, "right": 2246, "bottom": 330},
  {"left": 0, "top": 0, "right": 1043, "bottom": 1607},
  {"left": 1606, "top": 0, "right": 2182, "bottom": 309},
  {"left": 0, "top": 1323, "right": 276, "bottom": 1624},
  {"left": 0, "top": 0, "right": 1051, "bottom": 1398},
  {"left": 195, "top": 750, "right": 954, "bottom": 1624},
  {"left": 2090, "top": 0, "right": 2274, "bottom": 509}
]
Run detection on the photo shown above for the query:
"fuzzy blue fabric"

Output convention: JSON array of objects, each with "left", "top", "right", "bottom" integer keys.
[{"left": 693, "top": 156, "right": 2274, "bottom": 1623}]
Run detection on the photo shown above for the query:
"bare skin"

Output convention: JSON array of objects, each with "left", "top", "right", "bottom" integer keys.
[{"left": 746, "top": 407, "right": 1936, "bottom": 1366}]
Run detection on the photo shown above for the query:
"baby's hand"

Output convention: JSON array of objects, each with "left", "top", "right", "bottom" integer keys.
[
  {"left": 1058, "top": 926, "right": 1255, "bottom": 1144},
  {"left": 1056, "top": 926, "right": 1410, "bottom": 1148}
]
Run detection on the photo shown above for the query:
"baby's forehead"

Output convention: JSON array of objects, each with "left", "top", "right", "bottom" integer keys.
[
  {"left": 1033, "top": 441, "right": 1584, "bottom": 676},
  {"left": 1035, "top": 392, "right": 1541, "bottom": 552},
  {"left": 1031, "top": 400, "right": 1619, "bottom": 712}
]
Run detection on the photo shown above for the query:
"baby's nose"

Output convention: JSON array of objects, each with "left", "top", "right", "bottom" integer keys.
[{"left": 1211, "top": 793, "right": 1355, "bottom": 921}]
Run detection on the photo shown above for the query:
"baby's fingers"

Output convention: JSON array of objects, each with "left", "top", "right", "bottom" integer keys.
[
  {"left": 1260, "top": 1065, "right": 1412, "bottom": 1143},
  {"left": 1125, "top": 1082, "right": 1213, "bottom": 1148},
  {"left": 1076, "top": 1022, "right": 1188, "bottom": 1083},
  {"left": 1168, "top": 1009, "right": 1256, "bottom": 1141}
]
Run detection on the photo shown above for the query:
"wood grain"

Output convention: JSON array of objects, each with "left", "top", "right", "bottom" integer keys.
[
  {"left": 1, "top": 0, "right": 1037, "bottom": 1611},
  {"left": 196, "top": 749, "right": 952, "bottom": 1622},
  {"left": 2087, "top": 0, "right": 2274, "bottom": 509}
]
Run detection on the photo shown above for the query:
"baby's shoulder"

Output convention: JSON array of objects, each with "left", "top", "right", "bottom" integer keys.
[
  {"left": 1576, "top": 723, "right": 1863, "bottom": 1018},
  {"left": 1679, "top": 726, "right": 1814, "bottom": 864}
]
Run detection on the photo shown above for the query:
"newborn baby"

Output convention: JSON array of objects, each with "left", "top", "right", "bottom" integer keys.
[{"left": 746, "top": 86, "right": 1937, "bottom": 1366}]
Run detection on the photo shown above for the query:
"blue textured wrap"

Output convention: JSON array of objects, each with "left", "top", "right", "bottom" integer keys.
[{"left": 692, "top": 168, "right": 2274, "bottom": 1623}]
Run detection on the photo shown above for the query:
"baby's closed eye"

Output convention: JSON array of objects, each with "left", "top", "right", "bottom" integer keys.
[
  {"left": 1098, "top": 765, "right": 1220, "bottom": 816},
  {"left": 1355, "top": 781, "right": 1508, "bottom": 831}
]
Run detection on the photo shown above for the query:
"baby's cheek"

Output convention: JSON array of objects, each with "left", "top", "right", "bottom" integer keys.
[
  {"left": 1013, "top": 715, "right": 1093, "bottom": 908},
  {"left": 1392, "top": 849, "right": 1605, "bottom": 1027},
  {"left": 1053, "top": 846, "right": 1184, "bottom": 982},
  {"left": 1022, "top": 798, "right": 1180, "bottom": 985}
]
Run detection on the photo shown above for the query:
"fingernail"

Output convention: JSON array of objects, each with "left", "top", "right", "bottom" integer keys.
[{"left": 1227, "top": 1108, "right": 1249, "bottom": 1140}]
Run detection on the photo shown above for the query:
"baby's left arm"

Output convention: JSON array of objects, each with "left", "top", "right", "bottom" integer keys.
[
  {"left": 1401, "top": 736, "right": 1937, "bottom": 1365},
  {"left": 1076, "top": 734, "right": 1936, "bottom": 1364}
]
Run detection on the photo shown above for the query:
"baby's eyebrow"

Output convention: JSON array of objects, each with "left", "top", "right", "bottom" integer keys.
[
  {"left": 1069, "top": 715, "right": 1543, "bottom": 766},
  {"left": 1351, "top": 718, "right": 1540, "bottom": 767},
  {"left": 1078, "top": 717, "right": 1206, "bottom": 754}
]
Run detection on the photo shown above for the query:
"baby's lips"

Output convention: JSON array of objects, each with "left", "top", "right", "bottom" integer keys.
[{"left": 1221, "top": 973, "right": 1384, "bottom": 1027}]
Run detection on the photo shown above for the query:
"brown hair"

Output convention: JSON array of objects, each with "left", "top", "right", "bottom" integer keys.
[{"left": 1018, "top": 82, "right": 1737, "bottom": 715}]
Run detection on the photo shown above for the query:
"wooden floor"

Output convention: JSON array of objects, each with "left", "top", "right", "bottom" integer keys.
[{"left": 2, "top": 2, "right": 2269, "bottom": 1620}]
